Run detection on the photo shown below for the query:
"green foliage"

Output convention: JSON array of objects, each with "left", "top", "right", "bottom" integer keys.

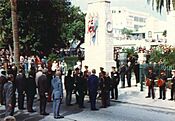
[
  {"left": 122, "top": 47, "right": 136, "bottom": 57},
  {"left": 121, "top": 27, "right": 133, "bottom": 36},
  {"left": 0, "top": 0, "right": 12, "bottom": 47},
  {"left": 48, "top": 53, "right": 58, "bottom": 62},
  {"left": 149, "top": 48, "right": 163, "bottom": 63},
  {"left": 61, "top": 6, "right": 85, "bottom": 45},
  {"left": 149, "top": 46, "right": 175, "bottom": 66},
  {"left": 0, "top": 0, "right": 85, "bottom": 55}
]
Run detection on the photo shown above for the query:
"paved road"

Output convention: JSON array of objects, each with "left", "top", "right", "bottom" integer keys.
[{"left": 1, "top": 95, "right": 175, "bottom": 121}]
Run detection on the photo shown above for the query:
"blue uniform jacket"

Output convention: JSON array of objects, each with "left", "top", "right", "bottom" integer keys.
[
  {"left": 51, "top": 76, "right": 63, "bottom": 100},
  {"left": 88, "top": 74, "right": 99, "bottom": 92}
]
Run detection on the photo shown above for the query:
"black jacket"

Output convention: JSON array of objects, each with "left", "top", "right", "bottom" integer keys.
[
  {"left": 38, "top": 74, "right": 48, "bottom": 95},
  {"left": 26, "top": 76, "right": 36, "bottom": 96},
  {"left": 64, "top": 75, "right": 74, "bottom": 91},
  {"left": 16, "top": 73, "right": 26, "bottom": 93}
]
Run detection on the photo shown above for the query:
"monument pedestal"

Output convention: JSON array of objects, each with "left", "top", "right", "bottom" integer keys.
[{"left": 83, "top": 0, "right": 115, "bottom": 72}]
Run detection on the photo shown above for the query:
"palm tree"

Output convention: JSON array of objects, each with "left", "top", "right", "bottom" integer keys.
[
  {"left": 147, "top": 0, "right": 175, "bottom": 13},
  {"left": 10, "top": 0, "right": 20, "bottom": 70}
]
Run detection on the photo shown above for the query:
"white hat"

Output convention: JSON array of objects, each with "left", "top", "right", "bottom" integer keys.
[{"left": 172, "top": 70, "right": 175, "bottom": 72}]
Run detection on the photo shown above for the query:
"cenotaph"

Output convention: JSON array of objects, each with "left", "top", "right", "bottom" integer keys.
[{"left": 83, "top": 0, "right": 115, "bottom": 72}]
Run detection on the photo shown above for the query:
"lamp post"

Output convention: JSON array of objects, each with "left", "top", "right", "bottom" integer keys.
[
  {"left": 138, "top": 51, "right": 146, "bottom": 91},
  {"left": 118, "top": 51, "right": 127, "bottom": 66},
  {"left": 113, "top": 47, "right": 120, "bottom": 69},
  {"left": 77, "top": 48, "right": 84, "bottom": 71}
]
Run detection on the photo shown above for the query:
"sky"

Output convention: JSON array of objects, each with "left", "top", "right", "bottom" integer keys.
[{"left": 71, "top": 0, "right": 166, "bottom": 20}]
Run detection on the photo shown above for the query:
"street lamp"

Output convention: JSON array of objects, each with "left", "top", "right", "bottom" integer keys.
[
  {"left": 77, "top": 48, "right": 84, "bottom": 71},
  {"left": 138, "top": 51, "right": 147, "bottom": 91},
  {"left": 113, "top": 47, "right": 120, "bottom": 69}
]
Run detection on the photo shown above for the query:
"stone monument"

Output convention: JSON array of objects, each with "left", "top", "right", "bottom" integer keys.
[{"left": 83, "top": 0, "right": 115, "bottom": 72}]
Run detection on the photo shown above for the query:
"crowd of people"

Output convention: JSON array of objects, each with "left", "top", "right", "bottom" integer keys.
[
  {"left": 0, "top": 50, "right": 175, "bottom": 120},
  {"left": 145, "top": 67, "right": 175, "bottom": 100},
  {"left": 0, "top": 54, "right": 138, "bottom": 119}
]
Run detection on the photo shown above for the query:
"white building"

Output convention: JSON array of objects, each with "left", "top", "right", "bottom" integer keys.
[
  {"left": 111, "top": 7, "right": 148, "bottom": 39},
  {"left": 111, "top": 7, "right": 167, "bottom": 42},
  {"left": 166, "top": 0, "right": 175, "bottom": 45}
]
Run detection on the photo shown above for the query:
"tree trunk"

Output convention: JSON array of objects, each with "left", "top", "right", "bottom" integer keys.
[{"left": 10, "top": 0, "right": 20, "bottom": 71}]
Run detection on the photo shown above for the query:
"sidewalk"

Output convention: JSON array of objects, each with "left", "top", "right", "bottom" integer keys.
[{"left": 114, "top": 84, "right": 175, "bottom": 111}]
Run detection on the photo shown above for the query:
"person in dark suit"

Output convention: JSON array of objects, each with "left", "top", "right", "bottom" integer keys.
[
  {"left": 99, "top": 71, "right": 110, "bottom": 108},
  {"left": 52, "top": 70, "right": 64, "bottom": 119},
  {"left": 158, "top": 70, "right": 167, "bottom": 100},
  {"left": 106, "top": 72, "right": 111, "bottom": 106},
  {"left": 110, "top": 66, "right": 120, "bottom": 100},
  {"left": 145, "top": 67, "right": 156, "bottom": 99},
  {"left": 99, "top": 67, "right": 105, "bottom": 79},
  {"left": 0, "top": 71, "right": 7, "bottom": 105},
  {"left": 126, "top": 62, "right": 132, "bottom": 87},
  {"left": 88, "top": 69, "right": 99, "bottom": 111},
  {"left": 74, "top": 68, "right": 85, "bottom": 108},
  {"left": 119, "top": 64, "right": 127, "bottom": 88},
  {"left": 46, "top": 70, "right": 52, "bottom": 102},
  {"left": 83, "top": 66, "right": 89, "bottom": 96},
  {"left": 133, "top": 61, "right": 139, "bottom": 86},
  {"left": 38, "top": 69, "right": 49, "bottom": 115},
  {"left": 26, "top": 71, "right": 36, "bottom": 112},
  {"left": 3, "top": 74, "right": 16, "bottom": 116},
  {"left": 16, "top": 68, "right": 26, "bottom": 110},
  {"left": 169, "top": 70, "right": 175, "bottom": 101},
  {"left": 64, "top": 69, "right": 74, "bottom": 106}
]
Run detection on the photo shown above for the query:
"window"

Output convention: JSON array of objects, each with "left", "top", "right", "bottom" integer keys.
[{"left": 134, "top": 17, "right": 138, "bottom": 21}]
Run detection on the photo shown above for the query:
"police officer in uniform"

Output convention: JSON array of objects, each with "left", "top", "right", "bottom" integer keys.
[
  {"left": 110, "top": 66, "right": 120, "bottom": 100},
  {"left": 158, "top": 70, "right": 167, "bottom": 100},
  {"left": 145, "top": 67, "right": 156, "bottom": 99},
  {"left": 74, "top": 68, "right": 85, "bottom": 108},
  {"left": 169, "top": 70, "right": 175, "bottom": 101}
]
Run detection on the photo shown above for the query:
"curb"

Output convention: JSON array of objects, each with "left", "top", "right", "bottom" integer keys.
[{"left": 111, "top": 99, "right": 175, "bottom": 113}]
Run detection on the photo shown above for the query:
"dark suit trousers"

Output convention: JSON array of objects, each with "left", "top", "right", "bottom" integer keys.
[
  {"left": 39, "top": 94, "right": 47, "bottom": 113},
  {"left": 170, "top": 88, "right": 174, "bottom": 99},
  {"left": 18, "top": 92, "right": 25, "bottom": 109},
  {"left": 121, "top": 74, "right": 125, "bottom": 87},
  {"left": 111, "top": 85, "right": 118, "bottom": 100},
  {"left": 66, "top": 90, "right": 72, "bottom": 105},
  {"left": 0, "top": 84, "right": 3, "bottom": 104},
  {"left": 134, "top": 70, "right": 139, "bottom": 84},
  {"left": 148, "top": 85, "right": 155, "bottom": 99},
  {"left": 127, "top": 73, "right": 131, "bottom": 87},
  {"left": 5, "top": 94, "right": 16, "bottom": 116},
  {"left": 101, "top": 91, "right": 107, "bottom": 108},
  {"left": 76, "top": 91, "right": 84, "bottom": 107},
  {"left": 5, "top": 104, "right": 15, "bottom": 116},
  {"left": 89, "top": 90, "right": 97, "bottom": 109},
  {"left": 27, "top": 95, "right": 35, "bottom": 111},
  {"left": 159, "top": 85, "right": 166, "bottom": 99}
]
